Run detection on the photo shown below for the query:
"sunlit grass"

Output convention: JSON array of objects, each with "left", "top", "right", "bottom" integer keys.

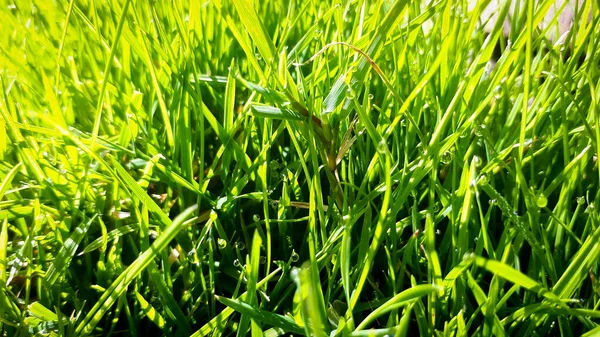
[{"left": 0, "top": 0, "right": 599, "bottom": 336}]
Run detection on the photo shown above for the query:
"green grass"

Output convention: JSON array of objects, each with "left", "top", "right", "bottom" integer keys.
[{"left": 1, "top": 0, "right": 599, "bottom": 336}]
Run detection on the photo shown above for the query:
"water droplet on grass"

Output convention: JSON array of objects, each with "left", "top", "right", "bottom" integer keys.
[
  {"left": 346, "top": 88, "right": 355, "bottom": 99},
  {"left": 536, "top": 194, "right": 548, "bottom": 208},
  {"left": 474, "top": 124, "right": 485, "bottom": 137},
  {"left": 440, "top": 151, "right": 453, "bottom": 164},
  {"left": 291, "top": 251, "right": 299, "bottom": 262},
  {"left": 314, "top": 29, "right": 323, "bottom": 40},
  {"left": 376, "top": 139, "right": 387, "bottom": 153}
]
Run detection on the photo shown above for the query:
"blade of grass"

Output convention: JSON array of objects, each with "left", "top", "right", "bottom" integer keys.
[
  {"left": 74, "top": 204, "right": 203, "bottom": 336},
  {"left": 216, "top": 295, "right": 305, "bottom": 335},
  {"left": 44, "top": 214, "right": 97, "bottom": 287}
]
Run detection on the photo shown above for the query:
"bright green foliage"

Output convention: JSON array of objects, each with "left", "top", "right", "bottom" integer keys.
[{"left": 0, "top": 0, "right": 599, "bottom": 336}]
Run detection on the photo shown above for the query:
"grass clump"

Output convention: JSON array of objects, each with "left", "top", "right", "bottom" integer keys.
[{"left": 1, "top": 0, "right": 599, "bottom": 336}]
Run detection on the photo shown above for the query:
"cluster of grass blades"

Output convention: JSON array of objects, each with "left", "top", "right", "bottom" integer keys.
[{"left": 1, "top": 0, "right": 599, "bottom": 336}]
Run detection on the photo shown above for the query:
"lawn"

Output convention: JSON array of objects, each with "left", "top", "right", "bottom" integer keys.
[{"left": 0, "top": 0, "right": 599, "bottom": 336}]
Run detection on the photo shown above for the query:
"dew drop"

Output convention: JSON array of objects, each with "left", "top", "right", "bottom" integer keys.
[
  {"left": 440, "top": 151, "right": 453, "bottom": 164},
  {"left": 493, "top": 85, "right": 502, "bottom": 98},
  {"left": 536, "top": 194, "right": 548, "bottom": 208},
  {"left": 259, "top": 256, "right": 267, "bottom": 264},
  {"left": 376, "top": 139, "right": 387, "bottom": 153},
  {"left": 478, "top": 173, "right": 489, "bottom": 185},
  {"left": 233, "top": 259, "right": 241, "bottom": 267},
  {"left": 346, "top": 88, "right": 355, "bottom": 100},
  {"left": 474, "top": 124, "right": 485, "bottom": 137},
  {"left": 235, "top": 241, "right": 246, "bottom": 250},
  {"left": 253, "top": 214, "right": 260, "bottom": 222},
  {"left": 368, "top": 93, "right": 374, "bottom": 100},
  {"left": 473, "top": 155, "right": 483, "bottom": 167},
  {"left": 217, "top": 238, "right": 227, "bottom": 249},
  {"left": 577, "top": 196, "right": 585, "bottom": 205},
  {"left": 291, "top": 251, "right": 299, "bottom": 262}
]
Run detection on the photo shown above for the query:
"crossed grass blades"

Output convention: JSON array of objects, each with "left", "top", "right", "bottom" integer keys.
[{"left": 1, "top": 0, "right": 599, "bottom": 336}]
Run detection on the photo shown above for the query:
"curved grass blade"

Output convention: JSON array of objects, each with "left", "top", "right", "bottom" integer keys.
[
  {"left": 74, "top": 204, "right": 202, "bottom": 336},
  {"left": 323, "top": 0, "right": 408, "bottom": 115},
  {"left": 216, "top": 296, "right": 304, "bottom": 335},
  {"left": 474, "top": 256, "right": 563, "bottom": 305},
  {"left": 79, "top": 226, "right": 136, "bottom": 256},
  {"left": 355, "top": 284, "right": 438, "bottom": 331}
]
